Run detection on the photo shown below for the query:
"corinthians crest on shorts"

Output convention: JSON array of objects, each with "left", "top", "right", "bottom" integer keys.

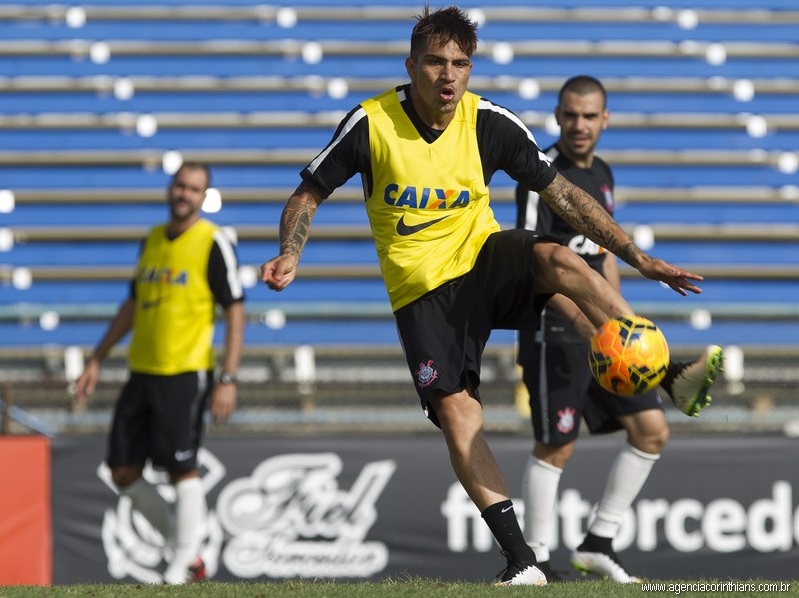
[
  {"left": 415, "top": 360, "right": 438, "bottom": 388},
  {"left": 556, "top": 407, "right": 576, "bottom": 434}
]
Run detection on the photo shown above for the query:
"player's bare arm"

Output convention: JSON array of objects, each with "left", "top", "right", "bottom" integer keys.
[
  {"left": 539, "top": 172, "right": 703, "bottom": 296},
  {"left": 540, "top": 172, "right": 641, "bottom": 265},
  {"left": 74, "top": 297, "right": 135, "bottom": 403},
  {"left": 260, "top": 181, "right": 324, "bottom": 291},
  {"left": 211, "top": 300, "right": 245, "bottom": 423},
  {"left": 281, "top": 181, "right": 322, "bottom": 257}
]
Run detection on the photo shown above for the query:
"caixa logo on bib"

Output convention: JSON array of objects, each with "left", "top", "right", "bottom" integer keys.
[{"left": 98, "top": 451, "right": 396, "bottom": 581}]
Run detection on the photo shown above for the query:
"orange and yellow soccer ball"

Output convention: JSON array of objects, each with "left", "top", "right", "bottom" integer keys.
[{"left": 588, "top": 315, "right": 670, "bottom": 397}]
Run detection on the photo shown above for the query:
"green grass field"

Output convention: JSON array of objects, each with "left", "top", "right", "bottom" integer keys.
[{"left": 1, "top": 579, "right": 797, "bottom": 598}]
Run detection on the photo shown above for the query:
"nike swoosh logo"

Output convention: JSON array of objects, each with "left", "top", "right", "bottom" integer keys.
[
  {"left": 501, "top": 505, "right": 513, "bottom": 513},
  {"left": 174, "top": 449, "right": 195, "bottom": 461},
  {"left": 141, "top": 298, "right": 162, "bottom": 309},
  {"left": 396, "top": 214, "right": 449, "bottom": 236}
]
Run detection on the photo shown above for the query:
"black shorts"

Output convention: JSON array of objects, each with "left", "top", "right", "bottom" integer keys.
[
  {"left": 519, "top": 333, "right": 663, "bottom": 445},
  {"left": 395, "top": 229, "right": 551, "bottom": 427},
  {"left": 106, "top": 370, "right": 212, "bottom": 472}
]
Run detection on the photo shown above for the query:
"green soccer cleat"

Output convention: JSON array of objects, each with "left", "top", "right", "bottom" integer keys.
[{"left": 660, "top": 345, "right": 725, "bottom": 417}]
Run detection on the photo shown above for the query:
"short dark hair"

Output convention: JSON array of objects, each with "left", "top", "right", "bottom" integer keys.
[
  {"left": 558, "top": 75, "right": 608, "bottom": 109},
  {"left": 410, "top": 5, "right": 478, "bottom": 60},
  {"left": 172, "top": 161, "right": 211, "bottom": 189}
]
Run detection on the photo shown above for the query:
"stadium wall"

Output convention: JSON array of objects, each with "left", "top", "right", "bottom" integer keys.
[
  {"left": 0, "top": 435, "right": 51, "bottom": 585},
  {"left": 44, "top": 433, "right": 799, "bottom": 583}
]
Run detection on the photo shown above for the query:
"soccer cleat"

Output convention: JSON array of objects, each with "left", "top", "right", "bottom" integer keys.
[
  {"left": 495, "top": 551, "right": 547, "bottom": 586},
  {"left": 536, "top": 560, "right": 564, "bottom": 583},
  {"left": 188, "top": 558, "right": 207, "bottom": 583},
  {"left": 660, "top": 345, "right": 724, "bottom": 417},
  {"left": 163, "top": 557, "right": 206, "bottom": 585},
  {"left": 570, "top": 548, "right": 641, "bottom": 583}
]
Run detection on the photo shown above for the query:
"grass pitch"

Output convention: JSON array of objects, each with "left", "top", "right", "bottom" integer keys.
[{"left": 1, "top": 579, "right": 797, "bottom": 598}]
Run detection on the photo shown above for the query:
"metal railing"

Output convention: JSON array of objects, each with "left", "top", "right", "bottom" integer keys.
[{"left": 1, "top": 341, "right": 798, "bottom": 436}]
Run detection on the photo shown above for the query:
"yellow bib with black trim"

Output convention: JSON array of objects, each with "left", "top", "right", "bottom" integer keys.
[
  {"left": 362, "top": 89, "right": 500, "bottom": 311},
  {"left": 129, "top": 219, "right": 217, "bottom": 374}
]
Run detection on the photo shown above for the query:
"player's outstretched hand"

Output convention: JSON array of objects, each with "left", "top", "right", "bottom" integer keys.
[
  {"left": 260, "top": 254, "right": 299, "bottom": 291},
  {"left": 638, "top": 256, "right": 703, "bottom": 296}
]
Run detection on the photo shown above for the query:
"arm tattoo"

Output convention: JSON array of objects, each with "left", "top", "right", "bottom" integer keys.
[
  {"left": 280, "top": 181, "right": 320, "bottom": 257},
  {"left": 541, "top": 174, "right": 642, "bottom": 267}
]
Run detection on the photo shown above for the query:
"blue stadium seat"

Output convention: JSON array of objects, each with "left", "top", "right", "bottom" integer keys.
[{"left": 0, "top": 1, "right": 797, "bottom": 351}]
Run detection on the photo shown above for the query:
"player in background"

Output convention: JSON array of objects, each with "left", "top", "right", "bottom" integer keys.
[
  {"left": 75, "top": 162, "right": 245, "bottom": 584},
  {"left": 515, "top": 76, "right": 724, "bottom": 582},
  {"left": 261, "top": 7, "right": 722, "bottom": 586}
]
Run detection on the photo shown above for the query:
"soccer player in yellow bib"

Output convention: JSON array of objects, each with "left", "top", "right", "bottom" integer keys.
[
  {"left": 260, "top": 6, "right": 722, "bottom": 586},
  {"left": 76, "top": 162, "right": 245, "bottom": 584}
]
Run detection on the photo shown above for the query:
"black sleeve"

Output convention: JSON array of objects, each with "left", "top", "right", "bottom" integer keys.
[
  {"left": 129, "top": 237, "right": 146, "bottom": 299},
  {"left": 514, "top": 182, "right": 528, "bottom": 229},
  {"left": 476, "top": 99, "right": 557, "bottom": 192},
  {"left": 207, "top": 234, "right": 245, "bottom": 309},
  {"left": 300, "top": 104, "right": 372, "bottom": 198},
  {"left": 515, "top": 182, "right": 559, "bottom": 234}
]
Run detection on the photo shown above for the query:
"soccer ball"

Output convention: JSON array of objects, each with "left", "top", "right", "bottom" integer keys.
[{"left": 588, "top": 315, "right": 670, "bottom": 397}]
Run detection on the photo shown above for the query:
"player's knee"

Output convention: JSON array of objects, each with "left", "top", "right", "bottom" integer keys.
[
  {"left": 550, "top": 445, "right": 575, "bottom": 469},
  {"left": 653, "top": 424, "right": 670, "bottom": 452},
  {"left": 169, "top": 469, "right": 200, "bottom": 484},
  {"left": 534, "top": 440, "right": 575, "bottom": 468},
  {"left": 630, "top": 424, "right": 669, "bottom": 455},
  {"left": 111, "top": 465, "right": 143, "bottom": 489},
  {"left": 435, "top": 392, "right": 483, "bottom": 442}
]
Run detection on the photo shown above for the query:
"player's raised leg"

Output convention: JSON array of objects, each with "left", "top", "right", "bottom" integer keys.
[
  {"left": 532, "top": 241, "right": 633, "bottom": 327},
  {"left": 533, "top": 241, "right": 724, "bottom": 416}
]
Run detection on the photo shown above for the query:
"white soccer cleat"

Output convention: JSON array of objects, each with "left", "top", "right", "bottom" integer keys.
[
  {"left": 162, "top": 557, "right": 206, "bottom": 585},
  {"left": 494, "top": 550, "right": 548, "bottom": 586},
  {"left": 495, "top": 563, "right": 548, "bottom": 586},
  {"left": 570, "top": 549, "right": 641, "bottom": 583},
  {"left": 660, "top": 344, "right": 725, "bottom": 417}
]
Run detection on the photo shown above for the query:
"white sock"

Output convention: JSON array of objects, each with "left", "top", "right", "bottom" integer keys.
[
  {"left": 588, "top": 444, "right": 660, "bottom": 539},
  {"left": 168, "top": 477, "right": 206, "bottom": 571},
  {"left": 120, "top": 477, "right": 173, "bottom": 543},
  {"left": 521, "top": 455, "right": 563, "bottom": 563}
]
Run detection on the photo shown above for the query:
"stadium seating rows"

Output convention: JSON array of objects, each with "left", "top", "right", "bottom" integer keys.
[{"left": 1, "top": 1, "right": 798, "bottom": 354}]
